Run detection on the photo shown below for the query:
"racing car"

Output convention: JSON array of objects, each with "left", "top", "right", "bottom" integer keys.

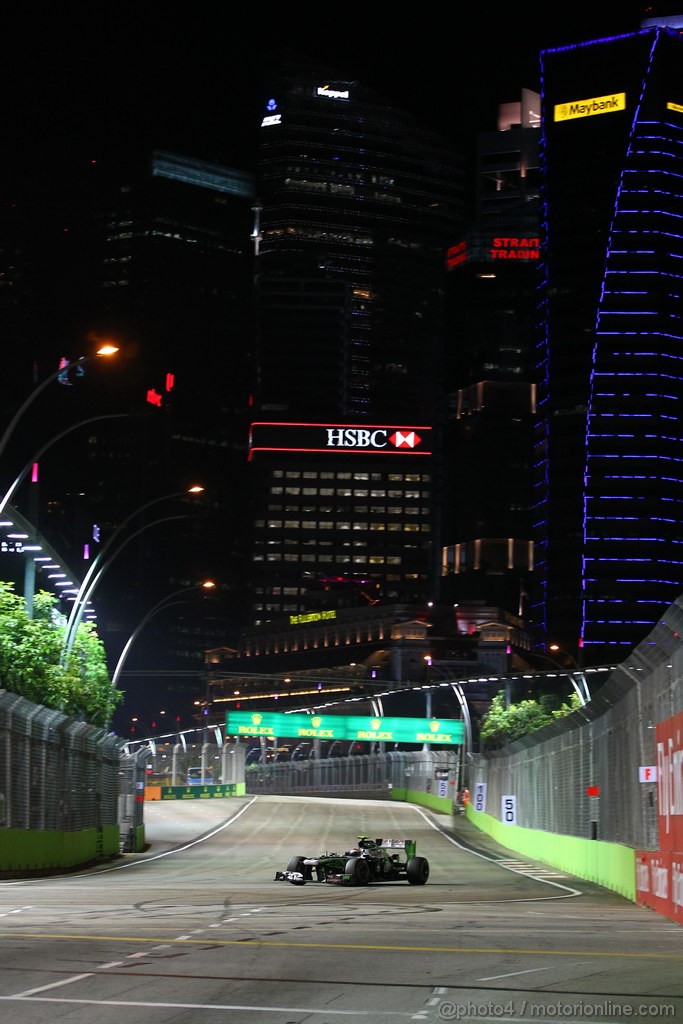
[{"left": 274, "top": 835, "right": 430, "bottom": 886}]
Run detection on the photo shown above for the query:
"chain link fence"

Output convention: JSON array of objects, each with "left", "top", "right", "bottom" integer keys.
[
  {"left": 243, "top": 748, "right": 460, "bottom": 801},
  {"left": 471, "top": 596, "right": 683, "bottom": 850},
  {"left": 0, "top": 689, "right": 122, "bottom": 832}
]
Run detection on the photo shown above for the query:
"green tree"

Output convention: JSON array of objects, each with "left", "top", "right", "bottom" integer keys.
[
  {"left": 480, "top": 690, "right": 582, "bottom": 750},
  {"left": 0, "top": 581, "right": 122, "bottom": 727}
]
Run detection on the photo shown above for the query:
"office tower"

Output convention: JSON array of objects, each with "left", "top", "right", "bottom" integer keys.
[
  {"left": 1, "top": 151, "right": 256, "bottom": 723},
  {"left": 246, "top": 421, "right": 434, "bottom": 623},
  {"left": 247, "top": 62, "right": 463, "bottom": 623},
  {"left": 534, "top": 22, "right": 683, "bottom": 664},
  {"left": 440, "top": 92, "right": 540, "bottom": 617}
]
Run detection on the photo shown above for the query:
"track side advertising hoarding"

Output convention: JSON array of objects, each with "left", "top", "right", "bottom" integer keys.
[
  {"left": 636, "top": 710, "right": 683, "bottom": 923},
  {"left": 225, "top": 711, "right": 464, "bottom": 745}
]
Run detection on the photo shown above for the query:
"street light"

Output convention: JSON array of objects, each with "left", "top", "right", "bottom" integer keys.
[
  {"left": 111, "top": 580, "right": 216, "bottom": 690},
  {"left": 540, "top": 645, "right": 591, "bottom": 705},
  {"left": 0, "top": 412, "right": 134, "bottom": 520},
  {"left": 60, "top": 485, "right": 206, "bottom": 664},
  {"left": 0, "top": 344, "right": 119, "bottom": 465}
]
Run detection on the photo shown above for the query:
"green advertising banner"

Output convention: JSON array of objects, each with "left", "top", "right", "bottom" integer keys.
[{"left": 225, "top": 711, "right": 463, "bottom": 745}]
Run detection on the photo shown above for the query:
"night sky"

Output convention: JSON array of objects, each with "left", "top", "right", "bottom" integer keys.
[{"left": 5, "top": 3, "right": 661, "bottom": 189}]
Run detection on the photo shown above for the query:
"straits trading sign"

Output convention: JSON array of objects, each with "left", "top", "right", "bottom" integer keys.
[
  {"left": 225, "top": 711, "right": 464, "bottom": 745},
  {"left": 554, "top": 92, "right": 626, "bottom": 122},
  {"left": 248, "top": 422, "right": 432, "bottom": 460},
  {"left": 446, "top": 235, "right": 539, "bottom": 269}
]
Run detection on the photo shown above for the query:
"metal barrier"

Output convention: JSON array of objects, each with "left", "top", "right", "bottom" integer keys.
[
  {"left": 244, "top": 748, "right": 459, "bottom": 801},
  {"left": 470, "top": 596, "right": 683, "bottom": 849},
  {"left": 0, "top": 689, "right": 122, "bottom": 832}
]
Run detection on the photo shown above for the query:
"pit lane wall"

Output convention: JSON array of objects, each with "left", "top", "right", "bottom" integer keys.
[{"left": 467, "top": 595, "right": 683, "bottom": 922}]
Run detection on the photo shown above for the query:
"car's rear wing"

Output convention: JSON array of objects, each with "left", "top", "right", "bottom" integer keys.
[{"left": 376, "top": 838, "right": 416, "bottom": 859}]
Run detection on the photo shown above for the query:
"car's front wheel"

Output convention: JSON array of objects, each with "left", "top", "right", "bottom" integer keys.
[
  {"left": 286, "top": 855, "right": 308, "bottom": 884},
  {"left": 345, "top": 856, "right": 370, "bottom": 886}
]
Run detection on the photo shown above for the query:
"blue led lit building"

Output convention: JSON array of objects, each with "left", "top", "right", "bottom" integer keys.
[{"left": 533, "top": 21, "right": 683, "bottom": 663}]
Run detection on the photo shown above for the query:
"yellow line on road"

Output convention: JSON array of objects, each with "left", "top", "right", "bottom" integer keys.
[{"left": 0, "top": 932, "right": 681, "bottom": 959}]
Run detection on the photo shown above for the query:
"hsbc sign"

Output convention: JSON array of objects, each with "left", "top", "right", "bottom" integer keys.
[
  {"left": 248, "top": 422, "right": 431, "bottom": 459},
  {"left": 325, "top": 428, "right": 422, "bottom": 450}
]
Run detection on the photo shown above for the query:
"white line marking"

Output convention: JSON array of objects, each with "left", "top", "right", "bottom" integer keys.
[
  {"left": 2, "top": 994, "right": 416, "bottom": 1015},
  {"left": 412, "top": 806, "right": 583, "bottom": 900},
  {"left": 12, "top": 974, "right": 93, "bottom": 997},
  {"left": 478, "top": 961, "right": 588, "bottom": 981}
]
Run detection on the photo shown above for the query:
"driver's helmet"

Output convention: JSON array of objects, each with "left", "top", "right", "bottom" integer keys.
[{"left": 358, "top": 837, "right": 376, "bottom": 850}]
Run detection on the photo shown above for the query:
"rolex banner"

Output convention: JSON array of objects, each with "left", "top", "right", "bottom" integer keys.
[{"left": 225, "top": 711, "right": 464, "bottom": 745}]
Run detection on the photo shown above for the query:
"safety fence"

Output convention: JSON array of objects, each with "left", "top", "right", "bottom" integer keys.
[
  {"left": 470, "top": 596, "right": 683, "bottom": 850},
  {"left": 0, "top": 689, "right": 122, "bottom": 832},
  {"left": 0, "top": 689, "right": 126, "bottom": 872},
  {"left": 244, "top": 748, "right": 460, "bottom": 809}
]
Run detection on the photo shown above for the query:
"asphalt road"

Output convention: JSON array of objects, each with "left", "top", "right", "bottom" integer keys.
[{"left": 0, "top": 795, "right": 681, "bottom": 1023}]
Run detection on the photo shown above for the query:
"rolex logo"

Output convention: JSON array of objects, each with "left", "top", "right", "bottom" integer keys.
[
  {"left": 312, "top": 716, "right": 322, "bottom": 728},
  {"left": 251, "top": 714, "right": 263, "bottom": 725},
  {"left": 371, "top": 718, "right": 382, "bottom": 730},
  {"left": 429, "top": 721, "right": 440, "bottom": 732}
]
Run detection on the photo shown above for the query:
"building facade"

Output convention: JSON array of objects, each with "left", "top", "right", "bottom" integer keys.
[{"left": 534, "top": 23, "right": 683, "bottom": 663}]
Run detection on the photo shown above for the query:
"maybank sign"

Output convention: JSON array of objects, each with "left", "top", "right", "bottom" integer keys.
[
  {"left": 317, "top": 85, "right": 350, "bottom": 101},
  {"left": 554, "top": 92, "right": 626, "bottom": 122}
]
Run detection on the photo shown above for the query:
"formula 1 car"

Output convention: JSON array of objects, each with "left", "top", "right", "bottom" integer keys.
[{"left": 274, "top": 835, "right": 430, "bottom": 886}]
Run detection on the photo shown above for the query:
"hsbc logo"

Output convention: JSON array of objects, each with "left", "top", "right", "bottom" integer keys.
[{"left": 325, "top": 428, "right": 423, "bottom": 450}]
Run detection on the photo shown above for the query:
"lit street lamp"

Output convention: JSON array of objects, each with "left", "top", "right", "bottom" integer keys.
[
  {"left": 542, "top": 645, "right": 591, "bottom": 705},
  {"left": 111, "top": 580, "right": 216, "bottom": 689},
  {"left": 0, "top": 344, "right": 118, "bottom": 465},
  {"left": 60, "top": 485, "right": 206, "bottom": 664}
]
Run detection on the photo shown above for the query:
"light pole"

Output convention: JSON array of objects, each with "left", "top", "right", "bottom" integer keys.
[
  {"left": 547, "top": 644, "right": 591, "bottom": 704},
  {"left": 0, "top": 412, "right": 138, "bottom": 520},
  {"left": 0, "top": 344, "right": 118, "bottom": 465},
  {"left": 111, "top": 580, "right": 216, "bottom": 689},
  {"left": 60, "top": 485, "right": 206, "bottom": 664}
]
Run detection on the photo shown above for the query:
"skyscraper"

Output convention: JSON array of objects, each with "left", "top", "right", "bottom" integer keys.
[
  {"left": 534, "top": 21, "right": 683, "bottom": 663},
  {"left": 440, "top": 92, "right": 540, "bottom": 616},
  {"left": 246, "top": 62, "right": 464, "bottom": 623}
]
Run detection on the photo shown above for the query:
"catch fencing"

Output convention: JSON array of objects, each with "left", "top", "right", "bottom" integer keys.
[
  {"left": 0, "top": 689, "right": 122, "bottom": 832},
  {"left": 471, "top": 597, "right": 683, "bottom": 849},
  {"left": 244, "top": 748, "right": 460, "bottom": 801}
]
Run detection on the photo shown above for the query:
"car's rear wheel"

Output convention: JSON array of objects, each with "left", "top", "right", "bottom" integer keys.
[
  {"left": 286, "top": 855, "right": 308, "bottom": 884},
  {"left": 406, "top": 856, "right": 430, "bottom": 885},
  {"left": 345, "top": 856, "right": 370, "bottom": 885}
]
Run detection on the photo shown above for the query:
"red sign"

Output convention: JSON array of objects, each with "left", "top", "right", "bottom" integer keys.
[
  {"left": 636, "top": 850, "right": 683, "bottom": 925},
  {"left": 586, "top": 785, "right": 600, "bottom": 797},
  {"left": 490, "top": 237, "right": 540, "bottom": 260},
  {"left": 657, "top": 711, "right": 683, "bottom": 852},
  {"left": 446, "top": 240, "right": 467, "bottom": 269}
]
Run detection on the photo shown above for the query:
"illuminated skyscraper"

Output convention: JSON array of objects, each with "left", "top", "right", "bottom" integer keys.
[
  {"left": 247, "top": 63, "right": 463, "bottom": 623},
  {"left": 534, "top": 21, "right": 683, "bottom": 663},
  {"left": 253, "top": 62, "right": 463, "bottom": 423}
]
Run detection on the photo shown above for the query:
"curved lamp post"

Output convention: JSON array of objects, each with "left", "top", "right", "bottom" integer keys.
[
  {"left": 111, "top": 580, "right": 216, "bottom": 689},
  {"left": 547, "top": 644, "right": 591, "bottom": 704},
  {"left": 0, "top": 344, "right": 118, "bottom": 465},
  {"left": 61, "top": 485, "right": 205, "bottom": 664},
  {"left": 0, "top": 412, "right": 136, "bottom": 520}
]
